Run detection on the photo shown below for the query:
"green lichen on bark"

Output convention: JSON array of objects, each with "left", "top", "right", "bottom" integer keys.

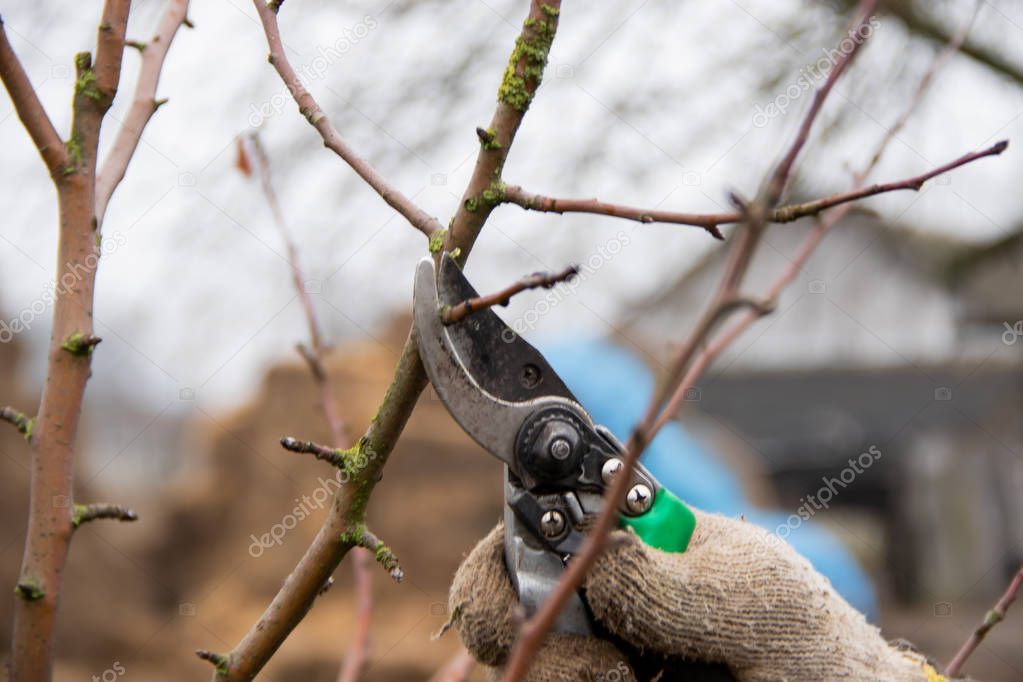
[
  {"left": 481, "top": 179, "right": 506, "bottom": 205},
  {"left": 497, "top": 5, "right": 559, "bottom": 111},
  {"left": 373, "top": 541, "right": 402, "bottom": 580},
  {"left": 339, "top": 522, "right": 366, "bottom": 547},
  {"left": 74, "top": 52, "right": 102, "bottom": 103},
  {"left": 61, "top": 332, "right": 101, "bottom": 356},
  {"left": 476, "top": 126, "right": 501, "bottom": 150},
  {"left": 14, "top": 579, "right": 44, "bottom": 601},
  {"left": 63, "top": 131, "right": 83, "bottom": 176},
  {"left": 428, "top": 228, "right": 448, "bottom": 253}
]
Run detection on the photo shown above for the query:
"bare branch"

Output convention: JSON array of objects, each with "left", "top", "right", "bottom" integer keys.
[
  {"left": 0, "top": 406, "right": 33, "bottom": 438},
  {"left": 9, "top": 2, "right": 133, "bottom": 677},
  {"left": 442, "top": 265, "right": 578, "bottom": 325},
  {"left": 502, "top": 138, "right": 1006, "bottom": 237},
  {"left": 250, "top": 0, "right": 443, "bottom": 238},
  {"left": 96, "top": 0, "right": 191, "bottom": 224},
  {"left": 946, "top": 566, "right": 1023, "bottom": 678},
  {"left": 443, "top": 0, "right": 562, "bottom": 259},
  {"left": 649, "top": 0, "right": 985, "bottom": 440},
  {"left": 354, "top": 528, "right": 404, "bottom": 583},
  {"left": 211, "top": 5, "right": 562, "bottom": 677},
  {"left": 71, "top": 503, "right": 138, "bottom": 528},
  {"left": 762, "top": 1, "right": 877, "bottom": 206},
  {"left": 280, "top": 436, "right": 347, "bottom": 469},
  {"left": 502, "top": 185, "right": 725, "bottom": 239},
  {"left": 336, "top": 546, "right": 372, "bottom": 682},
  {"left": 196, "top": 650, "right": 230, "bottom": 676},
  {"left": 497, "top": 3, "right": 880, "bottom": 679},
  {"left": 238, "top": 133, "right": 377, "bottom": 682},
  {"left": 772, "top": 140, "right": 1006, "bottom": 220},
  {"left": 428, "top": 649, "right": 476, "bottom": 682},
  {"left": 0, "top": 17, "right": 69, "bottom": 178}
]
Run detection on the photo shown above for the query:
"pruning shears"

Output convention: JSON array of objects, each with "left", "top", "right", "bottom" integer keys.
[{"left": 414, "top": 254, "right": 696, "bottom": 635}]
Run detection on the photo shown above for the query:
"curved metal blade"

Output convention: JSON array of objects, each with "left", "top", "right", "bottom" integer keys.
[
  {"left": 436, "top": 253, "right": 577, "bottom": 404},
  {"left": 413, "top": 256, "right": 581, "bottom": 468}
]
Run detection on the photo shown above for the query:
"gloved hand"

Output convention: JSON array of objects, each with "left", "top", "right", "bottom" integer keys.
[{"left": 448, "top": 510, "right": 951, "bottom": 682}]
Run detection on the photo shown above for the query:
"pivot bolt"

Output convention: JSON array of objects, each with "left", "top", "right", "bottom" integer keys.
[
  {"left": 601, "top": 458, "right": 623, "bottom": 485},
  {"left": 626, "top": 484, "right": 653, "bottom": 514},
  {"left": 540, "top": 509, "right": 567, "bottom": 538},
  {"left": 549, "top": 437, "right": 572, "bottom": 460}
]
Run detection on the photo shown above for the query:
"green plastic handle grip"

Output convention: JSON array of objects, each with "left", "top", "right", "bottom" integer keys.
[{"left": 619, "top": 487, "right": 695, "bottom": 553}]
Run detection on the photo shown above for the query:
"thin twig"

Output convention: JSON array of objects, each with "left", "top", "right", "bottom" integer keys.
[
  {"left": 442, "top": 265, "right": 578, "bottom": 324},
  {"left": 502, "top": 185, "right": 725, "bottom": 239},
  {"left": 237, "top": 132, "right": 374, "bottom": 682},
  {"left": 338, "top": 547, "right": 373, "bottom": 682},
  {"left": 501, "top": 141, "right": 1008, "bottom": 237},
  {"left": 357, "top": 528, "right": 404, "bottom": 583},
  {"left": 71, "top": 503, "right": 138, "bottom": 528},
  {"left": 251, "top": 0, "right": 442, "bottom": 238},
  {"left": 0, "top": 17, "right": 69, "bottom": 178},
  {"left": 650, "top": 0, "right": 985, "bottom": 438},
  {"left": 280, "top": 436, "right": 347, "bottom": 468},
  {"left": 95, "top": 0, "right": 190, "bottom": 224},
  {"left": 427, "top": 648, "right": 476, "bottom": 682},
  {"left": 0, "top": 406, "right": 33, "bottom": 437},
  {"left": 497, "top": 3, "right": 879, "bottom": 679},
  {"left": 946, "top": 566, "right": 1023, "bottom": 677}
]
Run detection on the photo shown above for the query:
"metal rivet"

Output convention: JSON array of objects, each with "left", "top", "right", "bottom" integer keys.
[
  {"left": 549, "top": 437, "right": 571, "bottom": 460},
  {"left": 520, "top": 363, "right": 542, "bottom": 389},
  {"left": 540, "top": 509, "right": 566, "bottom": 538},
  {"left": 601, "top": 458, "right": 623, "bottom": 485},
  {"left": 626, "top": 484, "right": 653, "bottom": 514}
]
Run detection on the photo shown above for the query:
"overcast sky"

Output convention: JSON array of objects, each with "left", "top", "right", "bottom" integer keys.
[{"left": 1, "top": 0, "right": 1021, "bottom": 412}]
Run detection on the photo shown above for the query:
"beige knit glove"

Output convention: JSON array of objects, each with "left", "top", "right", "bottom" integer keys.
[{"left": 449, "top": 511, "right": 952, "bottom": 682}]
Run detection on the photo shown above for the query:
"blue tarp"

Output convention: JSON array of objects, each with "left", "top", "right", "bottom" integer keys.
[{"left": 539, "top": 337, "right": 879, "bottom": 621}]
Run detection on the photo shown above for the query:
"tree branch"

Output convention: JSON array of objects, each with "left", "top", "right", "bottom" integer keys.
[
  {"left": 502, "top": 185, "right": 726, "bottom": 239},
  {"left": 497, "top": 3, "right": 880, "bottom": 679},
  {"left": 1, "top": 0, "right": 182, "bottom": 675},
  {"left": 209, "top": 3, "right": 562, "bottom": 678},
  {"left": 442, "top": 265, "right": 578, "bottom": 324},
  {"left": 0, "top": 16, "right": 69, "bottom": 178},
  {"left": 279, "top": 436, "right": 348, "bottom": 468},
  {"left": 945, "top": 566, "right": 1023, "bottom": 677},
  {"left": 0, "top": 406, "right": 33, "bottom": 438},
  {"left": 442, "top": 1, "right": 561, "bottom": 261},
  {"left": 251, "top": 0, "right": 442, "bottom": 238},
  {"left": 502, "top": 138, "right": 1006, "bottom": 235},
  {"left": 95, "top": 0, "right": 190, "bottom": 224},
  {"left": 71, "top": 503, "right": 138, "bottom": 528},
  {"left": 354, "top": 527, "right": 404, "bottom": 583},
  {"left": 236, "top": 131, "right": 373, "bottom": 682},
  {"left": 881, "top": 0, "right": 1023, "bottom": 87},
  {"left": 428, "top": 649, "right": 476, "bottom": 682}
]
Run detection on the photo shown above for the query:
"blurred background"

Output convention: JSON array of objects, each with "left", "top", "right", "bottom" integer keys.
[{"left": 1, "top": 0, "right": 1022, "bottom": 679}]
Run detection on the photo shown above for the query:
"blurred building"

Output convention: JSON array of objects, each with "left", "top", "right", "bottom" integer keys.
[{"left": 623, "top": 214, "right": 1023, "bottom": 602}]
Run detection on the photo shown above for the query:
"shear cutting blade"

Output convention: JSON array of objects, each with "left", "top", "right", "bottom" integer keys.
[{"left": 413, "top": 254, "right": 582, "bottom": 469}]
